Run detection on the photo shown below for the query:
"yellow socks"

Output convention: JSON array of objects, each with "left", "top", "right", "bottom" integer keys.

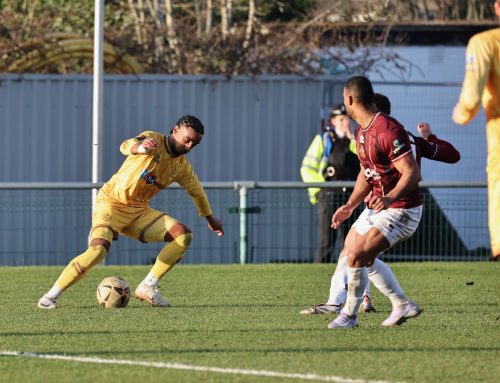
[
  {"left": 51, "top": 232, "right": 191, "bottom": 296},
  {"left": 149, "top": 233, "right": 192, "bottom": 280},
  {"left": 54, "top": 245, "right": 108, "bottom": 291}
]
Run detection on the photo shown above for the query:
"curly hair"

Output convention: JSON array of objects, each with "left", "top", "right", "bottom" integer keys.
[{"left": 173, "top": 115, "right": 205, "bottom": 135}]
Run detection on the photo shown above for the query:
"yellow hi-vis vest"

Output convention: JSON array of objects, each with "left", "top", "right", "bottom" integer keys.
[
  {"left": 300, "top": 134, "right": 325, "bottom": 204},
  {"left": 300, "top": 133, "right": 357, "bottom": 205}
]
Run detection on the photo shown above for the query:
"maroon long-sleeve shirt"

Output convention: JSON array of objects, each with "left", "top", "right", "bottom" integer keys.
[{"left": 408, "top": 132, "right": 461, "bottom": 167}]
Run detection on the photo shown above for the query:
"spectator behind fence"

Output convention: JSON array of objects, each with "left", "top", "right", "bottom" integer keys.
[
  {"left": 300, "top": 103, "right": 360, "bottom": 263},
  {"left": 452, "top": 0, "right": 500, "bottom": 261}
]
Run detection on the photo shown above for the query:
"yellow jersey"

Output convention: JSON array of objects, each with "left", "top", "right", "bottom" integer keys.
[
  {"left": 455, "top": 28, "right": 500, "bottom": 124},
  {"left": 99, "top": 131, "right": 212, "bottom": 216}
]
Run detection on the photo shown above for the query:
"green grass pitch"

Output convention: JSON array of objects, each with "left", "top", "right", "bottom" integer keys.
[{"left": 0, "top": 263, "right": 499, "bottom": 383}]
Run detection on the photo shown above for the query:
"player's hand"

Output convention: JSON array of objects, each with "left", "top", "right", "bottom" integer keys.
[
  {"left": 142, "top": 138, "right": 158, "bottom": 150},
  {"left": 136, "top": 138, "right": 158, "bottom": 154},
  {"left": 206, "top": 215, "right": 224, "bottom": 237},
  {"left": 417, "top": 122, "right": 433, "bottom": 139},
  {"left": 331, "top": 203, "right": 354, "bottom": 229},
  {"left": 366, "top": 194, "right": 392, "bottom": 213}
]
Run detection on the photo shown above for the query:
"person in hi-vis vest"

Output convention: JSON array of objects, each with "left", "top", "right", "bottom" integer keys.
[{"left": 301, "top": 104, "right": 360, "bottom": 263}]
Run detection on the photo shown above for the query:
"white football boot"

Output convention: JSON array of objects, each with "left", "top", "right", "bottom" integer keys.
[
  {"left": 37, "top": 295, "right": 57, "bottom": 309},
  {"left": 300, "top": 303, "right": 343, "bottom": 315},
  {"left": 134, "top": 283, "right": 171, "bottom": 307},
  {"left": 327, "top": 311, "right": 358, "bottom": 329},
  {"left": 382, "top": 300, "right": 422, "bottom": 327}
]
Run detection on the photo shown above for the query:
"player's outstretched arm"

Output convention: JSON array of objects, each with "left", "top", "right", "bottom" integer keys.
[
  {"left": 206, "top": 215, "right": 224, "bottom": 236},
  {"left": 417, "top": 122, "right": 461, "bottom": 163}
]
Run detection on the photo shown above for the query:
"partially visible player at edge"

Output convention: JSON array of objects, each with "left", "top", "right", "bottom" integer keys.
[
  {"left": 453, "top": 0, "right": 500, "bottom": 261},
  {"left": 38, "top": 115, "right": 224, "bottom": 309},
  {"left": 301, "top": 93, "right": 461, "bottom": 316},
  {"left": 327, "top": 76, "right": 423, "bottom": 329}
]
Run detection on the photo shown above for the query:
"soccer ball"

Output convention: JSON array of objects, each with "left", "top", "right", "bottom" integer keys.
[{"left": 96, "top": 276, "right": 131, "bottom": 308}]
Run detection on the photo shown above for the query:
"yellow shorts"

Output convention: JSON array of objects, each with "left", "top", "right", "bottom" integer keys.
[{"left": 91, "top": 197, "right": 178, "bottom": 243}]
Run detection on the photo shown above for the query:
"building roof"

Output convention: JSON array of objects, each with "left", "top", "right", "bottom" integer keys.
[{"left": 327, "top": 21, "right": 499, "bottom": 46}]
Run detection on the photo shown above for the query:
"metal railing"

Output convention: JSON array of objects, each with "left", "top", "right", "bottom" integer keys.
[{"left": 0, "top": 181, "right": 489, "bottom": 265}]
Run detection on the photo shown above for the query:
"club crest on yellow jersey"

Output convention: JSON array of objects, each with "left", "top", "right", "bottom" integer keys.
[{"left": 140, "top": 170, "right": 156, "bottom": 184}]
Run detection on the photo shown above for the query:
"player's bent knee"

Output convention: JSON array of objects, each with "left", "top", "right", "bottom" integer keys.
[
  {"left": 155, "top": 233, "right": 193, "bottom": 269},
  {"left": 89, "top": 238, "right": 112, "bottom": 252},
  {"left": 174, "top": 232, "right": 193, "bottom": 249},
  {"left": 86, "top": 245, "right": 108, "bottom": 267},
  {"left": 89, "top": 225, "right": 116, "bottom": 245},
  {"left": 71, "top": 245, "right": 108, "bottom": 276},
  {"left": 347, "top": 251, "right": 367, "bottom": 268},
  {"left": 141, "top": 217, "right": 192, "bottom": 243},
  {"left": 164, "top": 223, "right": 192, "bottom": 243}
]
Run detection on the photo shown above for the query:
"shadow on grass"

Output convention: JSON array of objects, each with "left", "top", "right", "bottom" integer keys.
[
  {"left": 72, "top": 303, "right": 305, "bottom": 309},
  {"left": 0, "top": 327, "right": 328, "bottom": 337},
  {"left": 5, "top": 346, "right": 500, "bottom": 357}
]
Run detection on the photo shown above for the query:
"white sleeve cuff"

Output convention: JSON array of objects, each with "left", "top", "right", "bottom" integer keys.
[{"left": 136, "top": 144, "right": 147, "bottom": 154}]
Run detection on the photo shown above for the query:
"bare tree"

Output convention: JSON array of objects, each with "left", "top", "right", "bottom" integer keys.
[
  {"left": 206, "top": 0, "right": 213, "bottom": 35},
  {"left": 220, "top": 0, "right": 233, "bottom": 38},
  {"left": 3, "top": 0, "right": 497, "bottom": 76},
  {"left": 243, "top": 0, "right": 255, "bottom": 49},
  {"left": 127, "top": 0, "right": 146, "bottom": 45},
  {"left": 143, "top": 0, "right": 165, "bottom": 60},
  {"left": 164, "top": 0, "right": 181, "bottom": 72},
  {"left": 227, "top": 0, "right": 232, "bottom": 32},
  {"left": 194, "top": 0, "right": 202, "bottom": 37},
  {"left": 466, "top": 0, "right": 479, "bottom": 20}
]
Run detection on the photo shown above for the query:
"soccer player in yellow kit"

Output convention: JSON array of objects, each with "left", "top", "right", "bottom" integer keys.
[
  {"left": 453, "top": 0, "right": 500, "bottom": 261},
  {"left": 38, "top": 115, "right": 224, "bottom": 309}
]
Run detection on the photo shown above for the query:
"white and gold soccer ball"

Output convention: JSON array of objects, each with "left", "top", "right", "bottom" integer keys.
[{"left": 96, "top": 276, "right": 131, "bottom": 308}]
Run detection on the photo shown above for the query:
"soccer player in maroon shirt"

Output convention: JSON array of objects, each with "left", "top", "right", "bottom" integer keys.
[
  {"left": 299, "top": 115, "right": 461, "bottom": 317},
  {"left": 300, "top": 92, "right": 461, "bottom": 318},
  {"left": 354, "top": 93, "right": 461, "bottom": 309},
  {"left": 343, "top": 94, "right": 460, "bottom": 312},
  {"left": 328, "top": 76, "right": 424, "bottom": 329}
]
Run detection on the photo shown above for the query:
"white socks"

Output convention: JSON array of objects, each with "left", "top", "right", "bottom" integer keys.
[
  {"left": 326, "top": 256, "right": 348, "bottom": 305},
  {"left": 142, "top": 272, "right": 160, "bottom": 288},
  {"left": 332, "top": 257, "right": 407, "bottom": 313},
  {"left": 343, "top": 266, "right": 367, "bottom": 316},
  {"left": 367, "top": 258, "right": 407, "bottom": 309},
  {"left": 46, "top": 285, "right": 63, "bottom": 300},
  {"left": 327, "top": 255, "right": 373, "bottom": 306},
  {"left": 363, "top": 276, "right": 371, "bottom": 299}
]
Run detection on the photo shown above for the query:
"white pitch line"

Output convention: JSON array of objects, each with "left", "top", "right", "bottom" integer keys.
[{"left": 0, "top": 350, "right": 400, "bottom": 383}]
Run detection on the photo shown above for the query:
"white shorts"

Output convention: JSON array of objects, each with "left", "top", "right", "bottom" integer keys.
[{"left": 353, "top": 205, "right": 423, "bottom": 247}]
